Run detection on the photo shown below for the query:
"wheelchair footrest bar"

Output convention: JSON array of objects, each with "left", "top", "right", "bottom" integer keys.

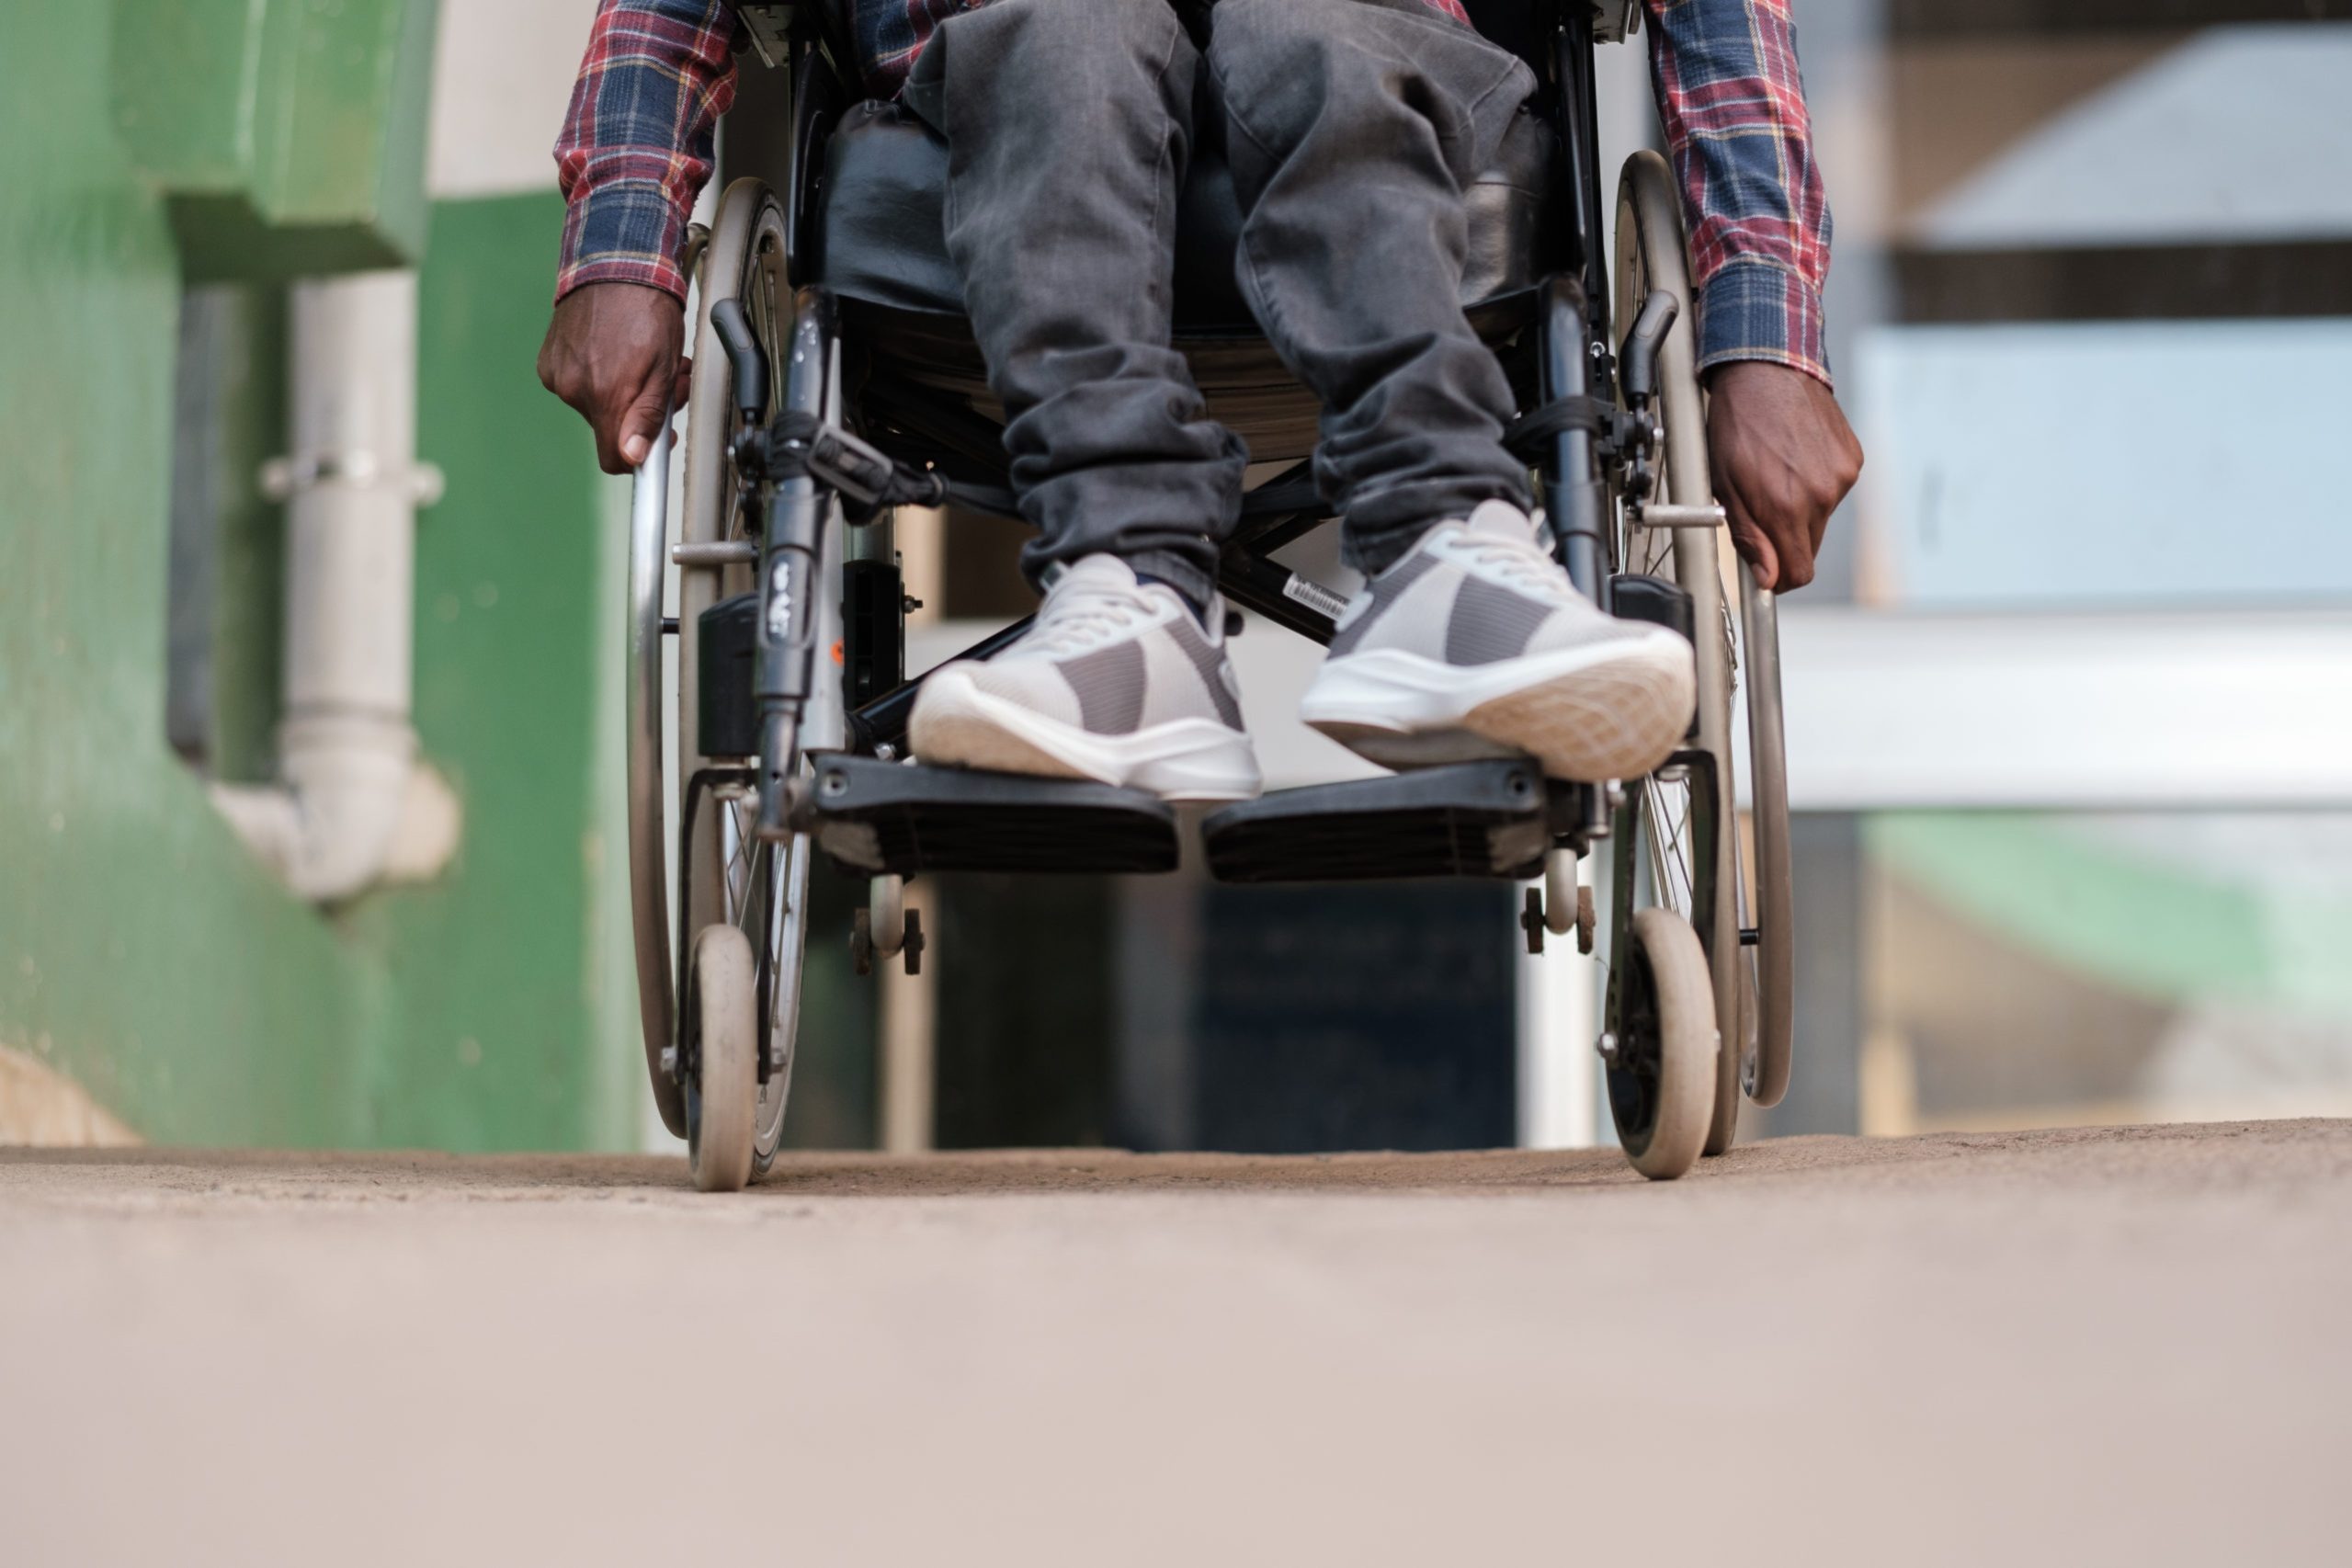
[
  {"left": 1633, "top": 503, "right": 1726, "bottom": 530},
  {"left": 1200, "top": 760, "right": 1552, "bottom": 884},
  {"left": 796, "top": 755, "right": 1179, "bottom": 876}
]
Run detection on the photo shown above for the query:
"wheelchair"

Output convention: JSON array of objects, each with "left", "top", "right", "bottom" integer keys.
[{"left": 624, "top": 0, "right": 1796, "bottom": 1189}]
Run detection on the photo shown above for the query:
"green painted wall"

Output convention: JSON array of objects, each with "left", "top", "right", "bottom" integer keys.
[
  {"left": 358, "top": 190, "right": 641, "bottom": 1149},
  {"left": 0, "top": 6, "right": 637, "bottom": 1148},
  {"left": 113, "top": 0, "right": 439, "bottom": 278}
]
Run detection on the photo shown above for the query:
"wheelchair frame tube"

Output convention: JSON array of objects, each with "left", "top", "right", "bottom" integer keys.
[
  {"left": 847, "top": 615, "right": 1037, "bottom": 755},
  {"left": 1539, "top": 277, "right": 1609, "bottom": 603},
  {"left": 1554, "top": 11, "right": 1611, "bottom": 324},
  {"left": 1543, "top": 23, "right": 1619, "bottom": 851},
  {"left": 756, "top": 287, "right": 840, "bottom": 837},
  {"left": 1543, "top": 9, "right": 1614, "bottom": 607},
  {"left": 1217, "top": 545, "right": 1341, "bottom": 644}
]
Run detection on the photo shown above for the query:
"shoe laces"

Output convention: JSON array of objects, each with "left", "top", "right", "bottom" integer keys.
[
  {"left": 1455, "top": 517, "right": 1574, "bottom": 600},
  {"left": 1025, "top": 569, "right": 1160, "bottom": 657}
]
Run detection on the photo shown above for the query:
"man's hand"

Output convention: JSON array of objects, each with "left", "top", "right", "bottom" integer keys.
[
  {"left": 1704, "top": 361, "right": 1863, "bottom": 592},
  {"left": 537, "top": 282, "right": 691, "bottom": 474}
]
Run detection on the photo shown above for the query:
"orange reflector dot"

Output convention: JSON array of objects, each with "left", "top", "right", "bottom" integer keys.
[{"left": 831, "top": 640, "right": 845, "bottom": 665}]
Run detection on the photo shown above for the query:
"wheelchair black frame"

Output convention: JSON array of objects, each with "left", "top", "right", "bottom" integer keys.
[{"left": 739, "top": 1, "right": 1665, "bottom": 862}]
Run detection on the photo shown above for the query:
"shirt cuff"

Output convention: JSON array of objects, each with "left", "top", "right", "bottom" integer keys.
[
  {"left": 554, "top": 181, "right": 692, "bottom": 304},
  {"left": 1693, "top": 260, "right": 1833, "bottom": 390},
  {"left": 556, "top": 252, "right": 690, "bottom": 301}
]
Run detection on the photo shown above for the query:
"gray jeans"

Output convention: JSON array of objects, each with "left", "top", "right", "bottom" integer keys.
[{"left": 903, "top": 0, "right": 1539, "bottom": 607}]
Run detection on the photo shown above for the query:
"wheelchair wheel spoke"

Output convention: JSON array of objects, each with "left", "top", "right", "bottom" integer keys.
[
  {"left": 1641, "top": 775, "right": 1697, "bottom": 925},
  {"left": 723, "top": 796, "right": 758, "bottom": 930}
]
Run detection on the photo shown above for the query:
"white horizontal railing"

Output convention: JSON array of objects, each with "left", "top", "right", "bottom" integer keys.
[{"left": 1763, "top": 608, "right": 2352, "bottom": 812}]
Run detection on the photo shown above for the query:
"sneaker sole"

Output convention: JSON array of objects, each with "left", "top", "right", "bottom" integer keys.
[
  {"left": 911, "top": 667, "right": 1264, "bottom": 802},
  {"left": 1301, "top": 635, "right": 1695, "bottom": 783}
]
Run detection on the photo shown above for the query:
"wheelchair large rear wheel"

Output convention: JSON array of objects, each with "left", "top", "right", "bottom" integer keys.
[{"left": 1612, "top": 149, "right": 1799, "bottom": 1142}]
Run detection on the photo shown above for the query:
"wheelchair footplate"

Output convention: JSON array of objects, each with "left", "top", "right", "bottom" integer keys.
[
  {"left": 1201, "top": 760, "right": 1555, "bottom": 884},
  {"left": 798, "top": 754, "right": 1180, "bottom": 877}
]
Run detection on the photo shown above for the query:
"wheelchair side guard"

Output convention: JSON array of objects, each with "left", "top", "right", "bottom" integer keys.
[
  {"left": 1610, "top": 573, "right": 1695, "bottom": 645},
  {"left": 697, "top": 590, "right": 762, "bottom": 761},
  {"left": 1611, "top": 573, "right": 1702, "bottom": 742}
]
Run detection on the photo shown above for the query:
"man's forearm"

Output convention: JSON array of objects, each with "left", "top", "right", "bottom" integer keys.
[
  {"left": 1642, "top": 0, "right": 1834, "bottom": 387},
  {"left": 553, "top": 0, "right": 743, "bottom": 302}
]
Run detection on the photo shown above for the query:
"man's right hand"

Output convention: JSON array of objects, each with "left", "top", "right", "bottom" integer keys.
[{"left": 537, "top": 282, "right": 691, "bottom": 473}]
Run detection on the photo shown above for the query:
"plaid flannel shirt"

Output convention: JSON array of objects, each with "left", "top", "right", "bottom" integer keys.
[{"left": 554, "top": 0, "right": 1833, "bottom": 383}]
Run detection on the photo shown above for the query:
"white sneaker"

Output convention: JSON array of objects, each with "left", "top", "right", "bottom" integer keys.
[
  {"left": 910, "top": 556, "right": 1263, "bottom": 801},
  {"left": 1300, "top": 500, "right": 1696, "bottom": 781}
]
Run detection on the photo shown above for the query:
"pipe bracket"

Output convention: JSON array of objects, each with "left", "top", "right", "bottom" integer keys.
[{"left": 260, "top": 451, "right": 446, "bottom": 507}]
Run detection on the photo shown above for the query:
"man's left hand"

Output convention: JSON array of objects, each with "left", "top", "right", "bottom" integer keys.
[{"left": 1704, "top": 361, "right": 1864, "bottom": 593}]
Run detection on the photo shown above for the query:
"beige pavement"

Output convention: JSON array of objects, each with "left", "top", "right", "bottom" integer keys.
[{"left": 4, "top": 1120, "right": 2348, "bottom": 1566}]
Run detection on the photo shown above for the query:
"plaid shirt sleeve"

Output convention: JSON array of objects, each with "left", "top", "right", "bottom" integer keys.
[
  {"left": 553, "top": 0, "right": 742, "bottom": 302},
  {"left": 1643, "top": 0, "right": 1834, "bottom": 386}
]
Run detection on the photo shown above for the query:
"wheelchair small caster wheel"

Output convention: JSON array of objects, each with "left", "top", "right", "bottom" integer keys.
[
  {"left": 1521, "top": 886, "right": 1596, "bottom": 957},
  {"left": 1606, "top": 908, "right": 1717, "bottom": 1181},
  {"left": 684, "top": 925, "right": 759, "bottom": 1192}
]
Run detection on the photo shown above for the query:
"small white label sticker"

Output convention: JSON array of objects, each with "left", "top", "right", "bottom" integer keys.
[
  {"left": 1280, "top": 574, "right": 1350, "bottom": 621},
  {"left": 766, "top": 558, "right": 795, "bottom": 642}
]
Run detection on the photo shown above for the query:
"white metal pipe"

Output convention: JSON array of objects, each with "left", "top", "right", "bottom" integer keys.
[
  {"left": 283, "top": 270, "right": 419, "bottom": 726},
  {"left": 215, "top": 269, "right": 456, "bottom": 903}
]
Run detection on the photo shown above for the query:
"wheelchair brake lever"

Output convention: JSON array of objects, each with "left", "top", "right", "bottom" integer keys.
[
  {"left": 1618, "top": 290, "right": 1680, "bottom": 406},
  {"left": 708, "top": 298, "right": 769, "bottom": 425}
]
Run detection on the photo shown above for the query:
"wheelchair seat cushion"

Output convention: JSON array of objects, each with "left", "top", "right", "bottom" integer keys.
[{"left": 812, "top": 99, "right": 1561, "bottom": 328}]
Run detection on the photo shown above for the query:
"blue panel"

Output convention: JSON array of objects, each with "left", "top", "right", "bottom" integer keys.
[{"left": 1858, "top": 320, "right": 2352, "bottom": 608}]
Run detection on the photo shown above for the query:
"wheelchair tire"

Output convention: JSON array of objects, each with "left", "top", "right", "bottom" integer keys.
[
  {"left": 685, "top": 925, "right": 759, "bottom": 1193},
  {"left": 1608, "top": 909, "right": 1717, "bottom": 1182},
  {"left": 1613, "top": 148, "right": 1800, "bottom": 1146}
]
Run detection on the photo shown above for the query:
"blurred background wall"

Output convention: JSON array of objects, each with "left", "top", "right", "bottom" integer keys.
[
  {"left": 0, "top": 0, "right": 640, "bottom": 1148},
  {"left": 4, "top": 0, "right": 2348, "bottom": 1153},
  {"left": 1778, "top": 0, "right": 2352, "bottom": 1137}
]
